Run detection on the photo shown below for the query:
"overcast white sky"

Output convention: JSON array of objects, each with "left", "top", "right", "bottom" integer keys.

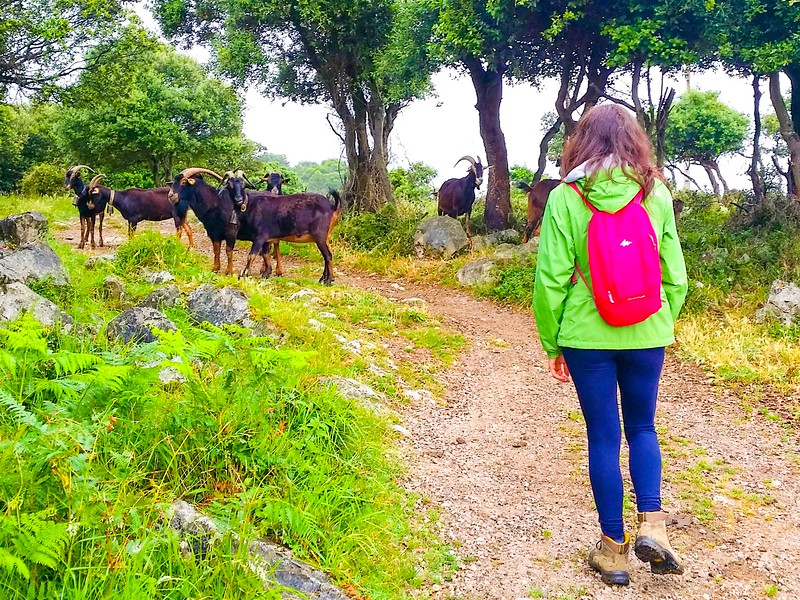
[{"left": 135, "top": 4, "right": 769, "bottom": 191}]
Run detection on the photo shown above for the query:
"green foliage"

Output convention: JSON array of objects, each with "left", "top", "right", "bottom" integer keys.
[
  {"left": 58, "top": 29, "right": 249, "bottom": 186},
  {"left": 509, "top": 165, "right": 535, "bottom": 185},
  {"left": 336, "top": 202, "right": 426, "bottom": 257},
  {"left": 0, "top": 103, "right": 61, "bottom": 193},
  {"left": 20, "top": 164, "right": 63, "bottom": 196},
  {"left": 0, "top": 0, "right": 126, "bottom": 96},
  {"left": 112, "top": 232, "right": 205, "bottom": 277},
  {"left": 666, "top": 90, "right": 750, "bottom": 163},
  {"left": 479, "top": 262, "right": 538, "bottom": 307},
  {"left": 294, "top": 160, "right": 346, "bottom": 195},
  {"left": 389, "top": 162, "right": 437, "bottom": 205}
]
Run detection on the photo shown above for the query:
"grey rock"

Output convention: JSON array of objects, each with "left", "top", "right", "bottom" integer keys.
[
  {"left": 107, "top": 307, "right": 177, "bottom": 344},
  {"left": 0, "top": 244, "right": 68, "bottom": 286},
  {"left": 0, "top": 212, "right": 48, "bottom": 247},
  {"left": 168, "top": 500, "right": 347, "bottom": 600},
  {"left": 144, "top": 270, "right": 175, "bottom": 284},
  {"left": 86, "top": 253, "right": 116, "bottom": 269},
  {"left": 456, "top": 257, "right": 498, "bottom": 287},
  {"left": 414, "top": 216, "right": 469, "bottom": 259},
  {"left": 103, "top": 275, "right": 126, "bottom": 301},
  {"left": 188, "top": 283, "right": 250, "bottom": 327},
  {"left": 140, "top": 284, "right": 181, "bottom": 309},
  {"left": 755, "top": 280, "right": 800, "bottom": 326},
  {"left": 320, "top": 376, "right": 391, "bottom": 417},
  {"left": 492, "top": 238, "right": 539, "bottom": 261},
  {"left": 0, "top": 282, "right": 73, "bottom": 328},
  {"left": 474, "top": 229, "right": 522, "bottom": 249}
]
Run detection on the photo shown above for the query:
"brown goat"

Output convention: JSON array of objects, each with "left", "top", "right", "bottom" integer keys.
[{"left": 517, "top": 179, "right": 561, "bottom": 242}]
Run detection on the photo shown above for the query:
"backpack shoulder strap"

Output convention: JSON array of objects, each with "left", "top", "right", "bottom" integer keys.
[{"left": 568, "top": 182, "right": 597, "bottom": 213}]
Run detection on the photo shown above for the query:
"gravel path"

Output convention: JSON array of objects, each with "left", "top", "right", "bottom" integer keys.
[
  {"left": 56, "top": 222, "right": 800, "bottom": 599},
  {"left": 343, "top": 271, "right": 800, "bottom": 600}
]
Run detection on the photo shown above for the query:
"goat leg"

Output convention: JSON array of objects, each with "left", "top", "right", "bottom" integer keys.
[
  {"left": 273, "top": 242, "right": 283, "bottom": 276},
  {"left": 212, "top": 241, "right": 222, "bottom": 272},
  {"left": 261, "top": 245, "right": 273, "bottom": 279},
  {"left": 225, "top": 245, "right": 234, "bottom": 276},
  {"left": 315, "top": 239, "right": 334, "bottom": 286},
  {"left": 98, "top": 212, "right": 105, "bottom": 247},
  {"left": 79, "top": 217, "right": 87, "bottom": 249},
  {"left": 240, "top": 254, "right": 257, "bottom": 278},
  {"left": 89, "top": 215, "right": 96, "bottom": 248},
  {"left": 184, "top": 222, "right": 194, "bottom": 248}
]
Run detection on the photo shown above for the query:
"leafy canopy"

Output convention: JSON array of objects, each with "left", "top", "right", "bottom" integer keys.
[{"left": 665, "top": 89, "right": 749, "bottom": 163}]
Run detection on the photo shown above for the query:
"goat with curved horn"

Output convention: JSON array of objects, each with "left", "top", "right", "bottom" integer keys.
[
  {"left": 66, "top": 165, "right": 106, "bottom": 249},
  {"left": 88, "top": 173, "right": 106, "bottom": 190},
  {"left": 436, "top": 155, "right": 485, "bottom": 237}
]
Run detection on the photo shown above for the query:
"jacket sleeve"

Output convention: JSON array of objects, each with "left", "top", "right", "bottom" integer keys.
[
  {"left": 658, "top": 192, "right": 688, "bottom": 322},
  {"left": 533, "top": 190, "right": 576, "bottom": 358}
]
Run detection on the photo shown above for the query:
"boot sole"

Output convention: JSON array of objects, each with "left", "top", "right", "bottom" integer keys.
[
  {"left": 588, "top": 559, "right": 630, "bottom": 586},
  {"left": 634, "top": 537, "right": 684, "bottom": 575}
]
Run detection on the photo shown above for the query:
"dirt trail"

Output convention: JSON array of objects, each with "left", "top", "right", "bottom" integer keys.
[
  {"left": 343, "top": 272, "right": 800, "bottom": 600},
  {"left": 55, "top": 222, "right": 800, "bottom": 599}
]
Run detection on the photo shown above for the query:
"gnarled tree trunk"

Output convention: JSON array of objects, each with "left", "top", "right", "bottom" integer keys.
[
  {"left": 465, "top": 58, "right": 511, "bottom": 231},
  {"left": 748, "top": 74, "right": 765, "bottom": 208},
  {"left": 769, "top": 71, "right": 800, "bottom": 198}
]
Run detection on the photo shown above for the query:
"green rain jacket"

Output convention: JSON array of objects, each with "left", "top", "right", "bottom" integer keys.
[{"left": 532, "top": 167, "right": 688, "bottom": 359}]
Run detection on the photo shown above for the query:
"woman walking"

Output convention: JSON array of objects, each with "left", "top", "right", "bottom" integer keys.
[{"left": 532, "top": 104, "right": 688, "bottom": 586}]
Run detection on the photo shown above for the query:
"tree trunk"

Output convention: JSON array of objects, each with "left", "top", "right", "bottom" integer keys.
[
  {"left": 747, "top": 74, "right": 765, "bottom": 208},
  {"left": 768, "top": 71, "right": 800, "bottom": 199},
  {"left": 784, "top": 63, "right": 800, "bottom": 137},
  {"left": 466, "top": 58, "right": 511, "bottom": 231},
  {"left": 710, "top": 160, "right": 729, "bottom": 195},
  {"left": 534, "top": 117, "right": 562, "bottom": 183},
  {"left": 701, "top": 161, "right": 721, "bottom": 196},
  {"left": 330, "top": 79, "right": 394, "bottom": 212}
]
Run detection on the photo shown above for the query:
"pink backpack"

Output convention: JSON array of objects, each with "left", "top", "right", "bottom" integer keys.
[{"left": 569, "top": 182, "right": 662, "bottom": 327}]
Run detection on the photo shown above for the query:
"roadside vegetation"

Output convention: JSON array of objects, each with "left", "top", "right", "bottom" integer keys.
[{"left": 0, "top": 194, "right": 464, "bottom": 598}]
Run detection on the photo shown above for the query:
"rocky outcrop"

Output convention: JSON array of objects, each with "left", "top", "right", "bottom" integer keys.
[
  {"left": 140, "top": 284, "right": 181, "bottom": 310},
  {"left": 0, "top": 211, "right": 48, "bottom": 246},
  {"left": 107, "top": 307, "right": 177, "bottom": 343},
  {"left": 456, "top": 257, "right": 498, "bottom": 287},
  {"left": 0, "top": 282, "right": 73, "bottom": 328},
  {"left": 756, "top": 280, "right": 800, "bottom": 326},
  {"left": 319, "top": 376, "right": 391, "bottom": 417},
  {"left": 457, "top": 239, "right": 539, "bottom": 288},
  {"left": 472, "top": 229, "right": 522, "bottom": 251},
  {"left": 188, "top": 284, "right": 250, "bottom": 327},
  {"left": 414, "top": 216, "right": 469, "bottom": 259},
  {"left": 144, "top": 271, "right": 175, "bottom": 284},
  {"left": 168, "top": 500, "right": 348, "bottom": 600},
  {"left": 0, "top": 244, "right": 68, "bottom": 286},
  {"left": 103, "top": 275, "right": 126, "bottom": 301}
]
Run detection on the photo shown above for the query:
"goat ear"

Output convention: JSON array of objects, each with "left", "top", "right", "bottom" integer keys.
[{"left": 187, "top": 178, "right": 196, "bottom": 185}]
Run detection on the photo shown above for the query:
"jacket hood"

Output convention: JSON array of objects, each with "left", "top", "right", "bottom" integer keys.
[{"left": 564, "top": 160, "right": 643, "bottom": 214}]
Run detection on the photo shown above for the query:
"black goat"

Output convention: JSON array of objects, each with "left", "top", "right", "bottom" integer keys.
[
  {"left": 169, "top": 168, "right": 341, "bottom": 283},
  {"left": 437, "top": 155, "right": 485, "bottom": 236},
  {"left": 84, "top": 175, "right": 193, "bottom": 246},
  {"left": 259, "top": 171, "right": 289, "bottom": 194},
  {"left": 65, "top": 165, "right": 107, "bottom": 249}
]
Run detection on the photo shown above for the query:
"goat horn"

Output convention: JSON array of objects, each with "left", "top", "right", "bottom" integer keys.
[
  {"left": 180, "top": 167, "right": 224, "bottom": 181},
  {"left": 454, "top": 155, "right": 477, "bottom": 168},
  {"left": 221, "top": 170, "right": 235, "bottom": 183},
  {"left": 238, "top": 171, "right": 256, "bottom": 188},
  {"left": 68, "top": 164, "right": 95, "bottom": 178},
  {"left": 88, "top": 173, "right": 106, "bottom": 189}
]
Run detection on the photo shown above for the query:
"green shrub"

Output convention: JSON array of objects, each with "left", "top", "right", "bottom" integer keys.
[
  {"left": 20, "top": 164, "right": 65, "bottom": 196},
  {"left": 113, "top": 231, "right": 205, "bottom": 276},
  {"left": 336, "top": 202, "right": 426, "bottom": 256}
]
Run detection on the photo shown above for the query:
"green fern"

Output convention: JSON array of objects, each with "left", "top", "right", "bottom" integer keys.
[
  {"left": 0, "top": 511, "right": 68, "bottom": 579},
  {"left": 0, "top": 390, "right": 43, "bottom": 432},
  {"left": 0, "top": 546, "right": 30, "bottom": 580}
]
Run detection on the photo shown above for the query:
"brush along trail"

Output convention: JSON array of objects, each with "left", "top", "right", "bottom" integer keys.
[{"left": 58, "top": 221, "right": 800, "bottom": 599}]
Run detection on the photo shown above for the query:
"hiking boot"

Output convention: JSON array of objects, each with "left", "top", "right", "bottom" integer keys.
[
  {"left": 587, "top": 532, "right": 630, "bottom": 585},
  {"left": 634, "top": 511, "right": 684, "bottom": 575}
]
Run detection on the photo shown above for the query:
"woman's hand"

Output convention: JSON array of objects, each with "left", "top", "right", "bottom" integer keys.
[{"left": 548, "top": 356, "right": 571, "bottom": 382}]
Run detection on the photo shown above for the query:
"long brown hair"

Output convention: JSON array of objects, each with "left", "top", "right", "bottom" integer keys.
[{"left": 560, "top": 104, "right": 665, "bottom": 198}]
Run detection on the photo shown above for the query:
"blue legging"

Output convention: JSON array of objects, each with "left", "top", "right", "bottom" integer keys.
[{"left": 561, "top": 347, "right": 665, "bottom": 543}]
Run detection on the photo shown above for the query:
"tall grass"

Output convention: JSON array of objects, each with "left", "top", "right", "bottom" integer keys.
[{"left": 0, "top": 211, "right": 461, "bottom": 598}]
